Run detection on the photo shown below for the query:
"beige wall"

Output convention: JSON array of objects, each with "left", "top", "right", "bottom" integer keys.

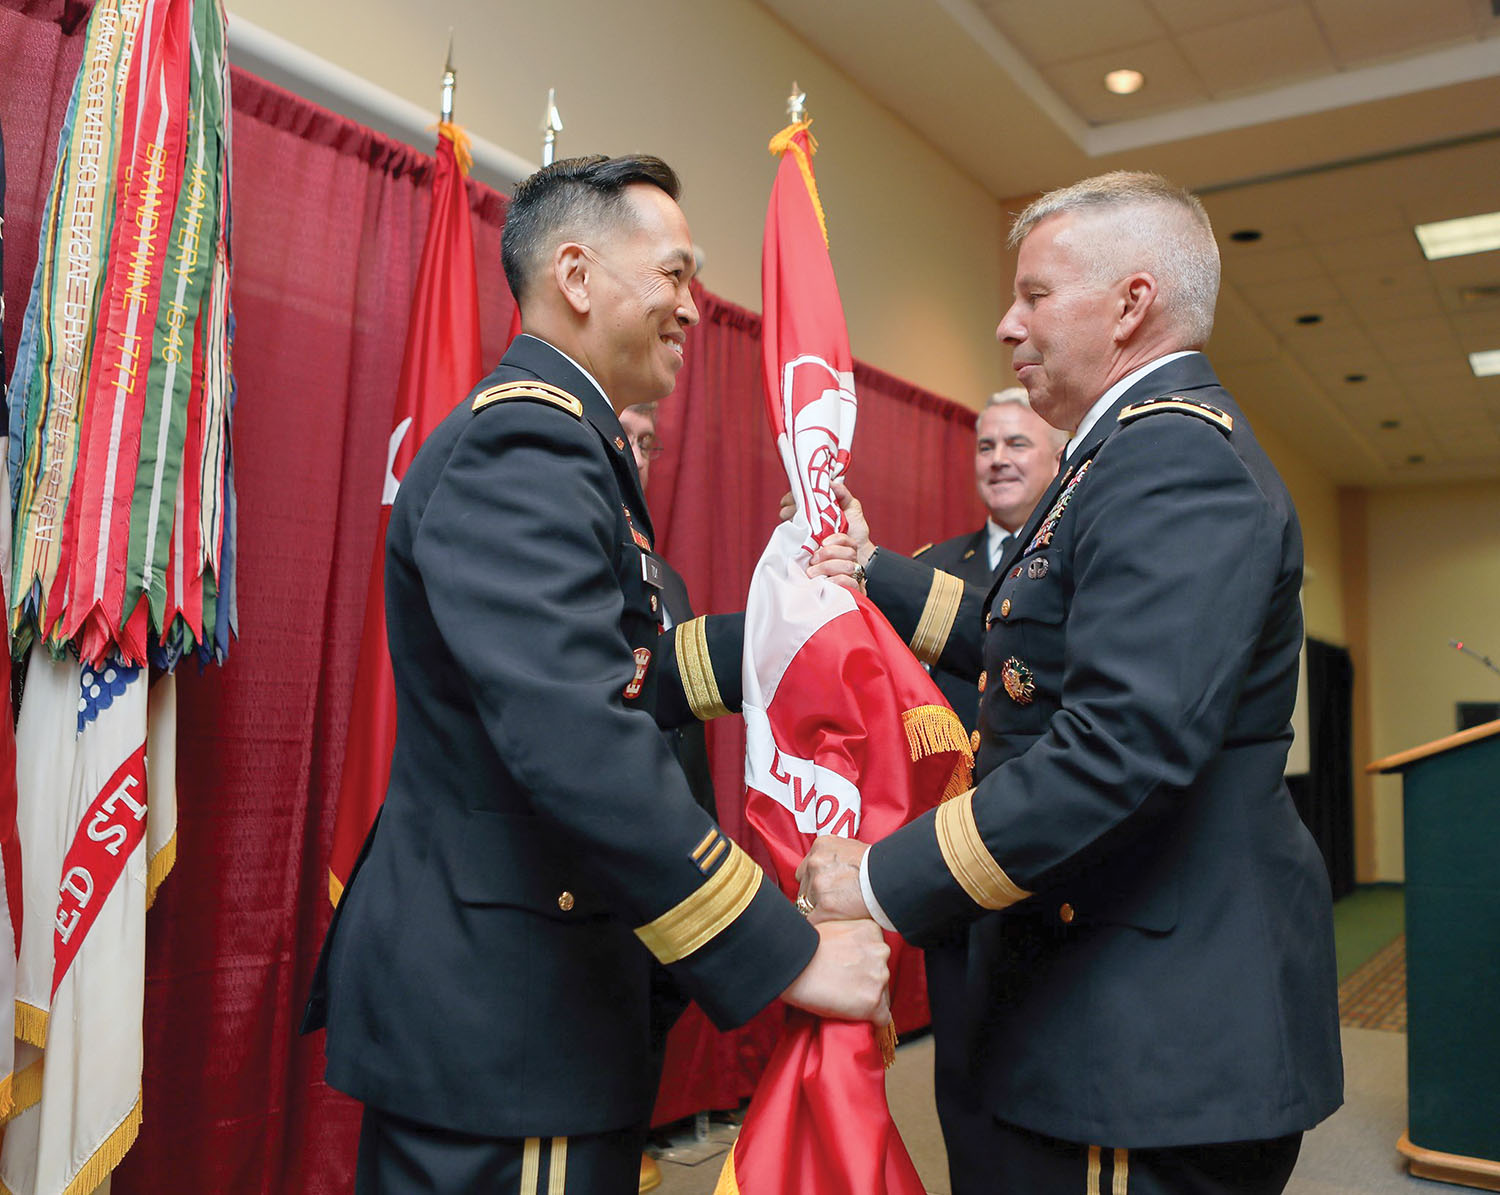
[
  {"left": 228, "top": 0, "right": 1008, "bottom": 406},
  {"left": 1253, "top": 423, "right": 1346, "bottom": 646},
  {"left": 1362, "top": 481, "right": 1500, "bottom": 880}
]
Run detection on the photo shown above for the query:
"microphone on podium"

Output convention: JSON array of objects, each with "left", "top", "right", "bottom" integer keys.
[{"left": 1449, "top": 639, "right": 1500, "bottom": 679}]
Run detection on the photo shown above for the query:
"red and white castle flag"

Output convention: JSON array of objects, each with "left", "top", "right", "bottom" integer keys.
[{"left": 716, "top": 119, "right": 971, "bottom": 1195}]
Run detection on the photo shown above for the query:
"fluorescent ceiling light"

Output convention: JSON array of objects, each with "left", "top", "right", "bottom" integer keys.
[
  {"left": 1469, "top": 349, "right": 1500, "bottom": 377},
  {"left": 1414, "top": 212, "right": 1500, "bottom": 260}
]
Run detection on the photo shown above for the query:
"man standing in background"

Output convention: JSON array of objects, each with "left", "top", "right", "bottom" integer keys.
[{"left": 915, "top": 388, "right": 1065, "bottom": 732}]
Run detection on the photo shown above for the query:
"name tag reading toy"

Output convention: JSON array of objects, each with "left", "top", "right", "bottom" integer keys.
[{"left": 641, "top": 553, "right": 664, "bottom": 590}]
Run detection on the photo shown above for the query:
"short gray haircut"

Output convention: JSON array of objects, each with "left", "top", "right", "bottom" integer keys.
[
  {"left": 1009, "top": 171, "right": 1220, "bottom": 346},
  {"left": 978, "top": 386, "right": 1069, "bottom": 450}
]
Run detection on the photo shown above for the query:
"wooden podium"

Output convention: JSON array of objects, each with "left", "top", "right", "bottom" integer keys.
[{"left": 1369, "top": 720, "right": 1500, "bottom": 1191}]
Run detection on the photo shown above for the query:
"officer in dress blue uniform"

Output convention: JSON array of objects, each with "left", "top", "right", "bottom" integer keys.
[
  {"left": 303, "top": 155, "right": 890, "bottom": 1195},
  {"left": 797, "top": 172, "right": 1343, "bottom": 1194},
  {"left": 914, "top": 388, "right": 1066, "bottom": 733}
]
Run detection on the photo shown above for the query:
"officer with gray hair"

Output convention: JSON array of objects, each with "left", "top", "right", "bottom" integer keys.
[{"left": 801, "top": 171, "right": 1343, "bottom": 1194}]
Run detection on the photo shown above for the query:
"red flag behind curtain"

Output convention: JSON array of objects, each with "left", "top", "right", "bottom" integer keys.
[{"left": 326, "top": 124, "right": 483, "bottom": 904}]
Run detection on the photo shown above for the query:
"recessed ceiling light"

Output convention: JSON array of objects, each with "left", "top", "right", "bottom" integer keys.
[
  {"left": 1470, "top": 349, "right": 1500, "bottom": 377},
  {"left": 1104, "top": 69, "right": 1145, "bottom": 95},
  {"left": 1414, "top": 211, "right": 1500, "bottom": 260},
  {"left": 1229, "top": 229, "right": 1262, "bottom": 243},
  {"left": 1295, "top": 313, "right": 1322, "bottom": 325},
  {"left": 1379, "top": 419, "right": 1400, "bottom": 429},
  {"left": 1345, "top": 373, "right": 1366, "bottom": 383},
  {"left": 1407, "top": 454, "right": 1425, "bottom": 465}
]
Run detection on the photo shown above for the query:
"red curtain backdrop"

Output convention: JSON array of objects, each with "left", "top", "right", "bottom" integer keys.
[{"left": 1, "top": 1, "right": 983, "bottom": 1186}]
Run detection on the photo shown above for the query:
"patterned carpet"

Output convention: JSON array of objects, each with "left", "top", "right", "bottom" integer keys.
[{"left": 1337, "top": 935, "right": 1407, "bottom": 1032}]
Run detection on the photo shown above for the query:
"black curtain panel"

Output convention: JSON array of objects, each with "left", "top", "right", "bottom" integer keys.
[{"left": 1294, "top": 639, "right": 1357, "bottom": 901}]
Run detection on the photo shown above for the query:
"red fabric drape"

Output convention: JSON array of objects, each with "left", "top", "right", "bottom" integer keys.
[{"left": 2, "top": 1, "right": 983, "bottom": 1183}]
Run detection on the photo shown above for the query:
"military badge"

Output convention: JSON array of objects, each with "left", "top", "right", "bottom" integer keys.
[
  {"left": 977, "top": 670, "right": 988, "bottom": 694},
  {"left": 614, "top": 435, "right": 627, "bottom": 451},
  {"left": 623, "top": 505, "right": 652, "bottom": 551},
  {"left": 623, "top": 647, "right": 652, "bottom": 699},
  {"left": 1001, "top": 657, "right": 1035, "bottom": 706},
  {"left": 1026, "top": 458, "right": 1092, "bottom": 553},
  {"left": 1027, "top": 557, "right": 1049, "bottom": 579}
]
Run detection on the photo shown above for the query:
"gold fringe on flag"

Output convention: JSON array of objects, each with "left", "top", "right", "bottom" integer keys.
[
  {"left": 55, "top": 1089, "right": 142, "bottom": 1195},
  {"left": 767, "top": 120, "right": 828, "bottom": 247},
  {"left": 2, "top": 1052, "right": 45, "bottom": 1124},
  {"left": 879, "top": 1021, "right": 898, "bottom": 1069},
  {"left": 13, "top": 1002, "right": 47, "bottom": 1050},
  {"left": 941, "top": 756, "right": 975, "bottom": 803},
  {"left": 902, "top": 704, "right": 969, "bottom": 762},
  {"left": 146, "top": 829, "right": 178, "bottom": 908},
  {"left": 713, "top": 1146, "right": 742, "bottom": 1195},
  {"left": 436, "top": 121, "right": 474, "bottom": 176}
]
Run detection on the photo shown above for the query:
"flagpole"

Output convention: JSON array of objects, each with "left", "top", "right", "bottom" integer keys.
[
  {"left": 440, "top": 30, "right": 455, "bottom": 123},
  {"left": 540, "top": 88, "right": 563, "bottom": 166},
  {"left": 786, "top": 80, "right": 807, "bottom": 122}
]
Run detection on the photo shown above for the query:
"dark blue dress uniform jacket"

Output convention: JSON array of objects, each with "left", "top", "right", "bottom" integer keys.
[
  {"left": 912, "top": 528, "right": 997, "bottom": 734},
  {"left": 863, "top": 353, "right": 1343, "bottom": 1149},
  {"left": 307, "top": 335, "right": 816, "bottom": 1139}
]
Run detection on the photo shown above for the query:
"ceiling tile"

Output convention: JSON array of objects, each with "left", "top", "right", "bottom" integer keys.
[
  {"left": 1295, "top": 207, "right": 1408, "bottom": 246},
  {"left": 1176, "top": 7, "right": 1335, "bottom": 97},
  {"left": 1222, "top": 245, "right": 1329, "bottom": 287},
  {"left": 1310, "top": 0, "right": 1477, "bottom": 66},
  {"left": 1313, "top": 232, "right": 1426, "bottom": 275},
  {"left": 1392, "top": 358, "right": 1482, "bottom": 387},
  {"left": 1041, "top": 40, "right": 1209, "bottom": 122},
  {"left": 1349, "top": 291, "right": 1446, "bottom": 329},
  {"left": 1451, "top": 309, "right": 1500, "bottom": 351},
  {"left": 984, "top": 0, "right": 1170, "bottom": 65},
  {"left": 1144, "top": 0, "right": 1276, "bottom": 35},
  {"left": 1370, "top": 315, "right": 1466, "bottom": 364},
  {"left": 1241, "top": 275, "right": 1344, "bottom": 315}
]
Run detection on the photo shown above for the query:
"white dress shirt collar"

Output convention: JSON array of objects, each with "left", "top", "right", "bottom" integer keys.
[
  {"left": 985, "top": 519, "right": 1013, "bottom": 570},
  {"left": 1063, "top": 350, "right": 1199, "bottom": 461}
]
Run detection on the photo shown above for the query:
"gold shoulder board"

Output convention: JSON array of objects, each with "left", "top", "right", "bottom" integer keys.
[
  {"left": 912, "top": 542, "right": 934, "bottom": 558},
  {"left": 1118, "top": 396, "right": 1233, "bottom": 435},
  {"left": 472, "top": 380, "right": 584, "bottom": 419}
]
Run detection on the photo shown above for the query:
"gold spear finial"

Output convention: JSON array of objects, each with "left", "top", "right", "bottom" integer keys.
[
  {"left": 540, "top": 88, "right": 564, "bottom": 166},
  {"left": 440, "top": 30, "right": 456, "bottom": 123},
  {"left": 787, "top": 81, "right": 807, "bottom": 123}
]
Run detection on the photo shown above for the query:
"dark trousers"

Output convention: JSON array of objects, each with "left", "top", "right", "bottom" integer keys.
[
  {"left": 942, "top": 1109, "right": 1302, "bottom": 1195},
  {"left": 355, "top": 1105, "right": 644, "bottom": 1195}
]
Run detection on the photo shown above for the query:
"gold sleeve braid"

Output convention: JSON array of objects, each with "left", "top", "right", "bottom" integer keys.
[
  {"left": 677, "top": 616, "right": 732, "bottom": 721},
  {"left": 935, "top": 790, "right": 1031, "bottom": 910},
  {"left": 634, "top": 843, "right": 763, "bottom": 964},
  {"left": 908, "top": 569, "right": 965, "bottom": 665}
]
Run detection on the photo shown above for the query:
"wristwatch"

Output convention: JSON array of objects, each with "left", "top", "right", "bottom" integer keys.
[{"left": 851, "top": 546, "right": 878, "bottom": 590}]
